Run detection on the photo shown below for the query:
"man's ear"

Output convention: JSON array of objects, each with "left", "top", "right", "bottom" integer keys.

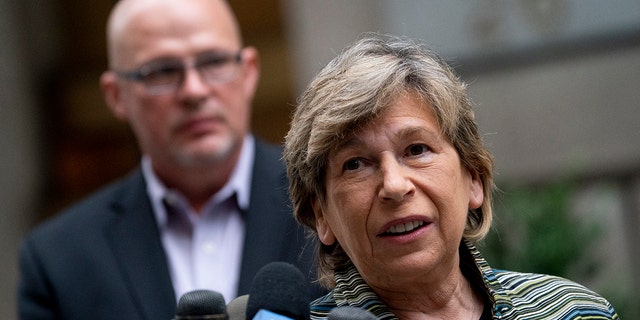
[
  {"left": 312, "top": 198, "right": 336, "bottom": 246},
  {"left": 100, "top": 71, "right": 128, "bottom": 121},
  {"left": 239, "top": 46, "right": 260, "bottom": 101}
]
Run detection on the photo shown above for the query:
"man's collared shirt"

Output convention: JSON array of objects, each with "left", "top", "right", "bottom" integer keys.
[{"left": 143, "top": 135, "right": 255, "bottom": 303}]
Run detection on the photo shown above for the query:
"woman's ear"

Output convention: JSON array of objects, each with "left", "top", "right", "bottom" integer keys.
[
  {"left": 468, "top": 171, "right": 484, "bottom": 210},
  {"left": 312, "top": 198, "right": 336, "bottom": 246}
]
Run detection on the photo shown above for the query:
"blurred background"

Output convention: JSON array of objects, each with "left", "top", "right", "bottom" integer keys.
[{"left": 1, "top": 0, "right": 639, "bottom": 318}]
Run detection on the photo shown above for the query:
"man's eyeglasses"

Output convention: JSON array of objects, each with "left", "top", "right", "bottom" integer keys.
[{"left": 115, "top": 50, "right": 243, "bottom": 95}]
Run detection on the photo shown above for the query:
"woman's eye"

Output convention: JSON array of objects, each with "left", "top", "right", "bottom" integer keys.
[
  {"left": 343, "top": 158, "right": 362, "bottom": 171},
  {"left": 408, "top": 144, "right": 428, "bottom": 156}
]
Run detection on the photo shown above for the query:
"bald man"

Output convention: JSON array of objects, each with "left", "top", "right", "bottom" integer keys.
[{"left": 17, "top": 1, "right": 318, "bottom": 319}]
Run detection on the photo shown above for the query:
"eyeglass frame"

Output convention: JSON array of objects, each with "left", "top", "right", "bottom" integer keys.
[{"left": 113, "top": 49, "right": 244, "bottom": 95}]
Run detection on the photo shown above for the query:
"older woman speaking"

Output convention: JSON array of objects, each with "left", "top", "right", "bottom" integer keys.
[{"left": 283, "top": 34, "right": 618, "bottom": 319}]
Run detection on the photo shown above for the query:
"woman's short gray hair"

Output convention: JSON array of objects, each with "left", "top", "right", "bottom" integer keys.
[{"left": 283, "top": 34, "right": 494, "bottom": 288}]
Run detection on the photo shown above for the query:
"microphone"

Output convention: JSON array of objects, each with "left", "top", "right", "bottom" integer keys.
[
  {"left": 226, "top": 294, "right": 249, "bottom": 320},
  {"left": 246, "top": 262, "right": 310, "bottom": 320},
  {"left": 252, "top": 309, "right": 295, "bottom": 320},
  {"left": 327, "top": 306, "right": 378, "bottom": 320},
  {"left": 174, "top": 289, "right": 228, "bottom": 320}
]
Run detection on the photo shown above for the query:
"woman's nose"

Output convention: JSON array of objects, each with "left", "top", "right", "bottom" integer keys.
[{"left": 378, "top": 156, "right": 415, "bottom": 202}]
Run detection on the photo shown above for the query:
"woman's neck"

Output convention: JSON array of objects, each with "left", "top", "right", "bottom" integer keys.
[{"left": 380, "top": 268, "right": 485, "bottom": 320}]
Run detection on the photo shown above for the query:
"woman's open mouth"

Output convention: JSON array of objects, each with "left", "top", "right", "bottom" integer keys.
[{"left": 380, "top": 220, "right": 427, "bottom": 236}]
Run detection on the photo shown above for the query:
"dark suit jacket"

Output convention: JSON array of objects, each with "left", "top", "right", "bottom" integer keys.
[{"left": 18, "top": 140, "right": 318, "bottom": 320}]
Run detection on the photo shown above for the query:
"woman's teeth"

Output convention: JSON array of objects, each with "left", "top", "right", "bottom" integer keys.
[{"left": 386, "top": 221, "right": 425, "bottom": 234}]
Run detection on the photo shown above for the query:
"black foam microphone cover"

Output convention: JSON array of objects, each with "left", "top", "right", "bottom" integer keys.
[
  {"left": 246, "top": 262, "right": 310, "bottom": 320},
  {"left": 327, "top": 306, "right": 378, "bottom": 320},
  {"left": 174, "top": 289, "right": 228, "bottom": 320}
]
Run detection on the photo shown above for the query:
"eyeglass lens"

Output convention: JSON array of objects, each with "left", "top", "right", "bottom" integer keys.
[{"left": 135, "top": 51, "right": 241, "bottom": 94}]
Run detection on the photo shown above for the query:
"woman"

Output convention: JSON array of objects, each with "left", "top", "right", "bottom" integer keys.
[{"left": 283, "top": 34, "right": 618, "bottom": 319}]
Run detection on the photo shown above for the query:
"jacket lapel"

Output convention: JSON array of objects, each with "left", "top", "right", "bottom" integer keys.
[
  {"left": 237, "top": 141, "right": 295, "bottom": 294},
  {"left": 103, "top": 170, "right": 176, "bottom": 320}
]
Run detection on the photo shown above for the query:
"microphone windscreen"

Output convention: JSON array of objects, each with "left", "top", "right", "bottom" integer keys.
[
  {"left": 246, "top": 262, "right": 310, "bottom": 320},
  {"left": 175, "top": 289, "right": 228, "bottom": 320},
  {"left": 227, "top": 294, "right": 249, "bottom": 320},
  {"left": 327, "top": 306, "right": 378, "bottom": 320}
]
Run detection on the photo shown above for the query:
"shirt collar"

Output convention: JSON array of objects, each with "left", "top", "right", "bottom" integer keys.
[
  {"left": 462, "top": 239, "right": 514, "bottom": 316},
  {"left": 143, "top": 135, "right": 255, "bottom": 227}
]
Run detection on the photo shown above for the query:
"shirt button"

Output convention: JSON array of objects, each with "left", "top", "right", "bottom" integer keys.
[{"left": 203, "top": 241, "right": 217, "bottom": 254}]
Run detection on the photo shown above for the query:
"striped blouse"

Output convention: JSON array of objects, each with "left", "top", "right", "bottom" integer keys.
[{"left": 310, "top": 240, "right": 619, "bottom": 319}]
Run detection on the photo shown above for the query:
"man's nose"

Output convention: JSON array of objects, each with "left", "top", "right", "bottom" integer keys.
[{"left": 178, "top": 66, "right": 210, "bottom": 97}]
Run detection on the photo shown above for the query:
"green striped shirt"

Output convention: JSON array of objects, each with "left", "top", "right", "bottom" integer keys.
[{"left": 310, "top": 240, "right": 618, "bottom": 319}]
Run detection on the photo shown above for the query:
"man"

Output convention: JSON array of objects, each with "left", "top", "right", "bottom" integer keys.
[{"left": 18, "top": 0, "right": 316, "bottom": 319}]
